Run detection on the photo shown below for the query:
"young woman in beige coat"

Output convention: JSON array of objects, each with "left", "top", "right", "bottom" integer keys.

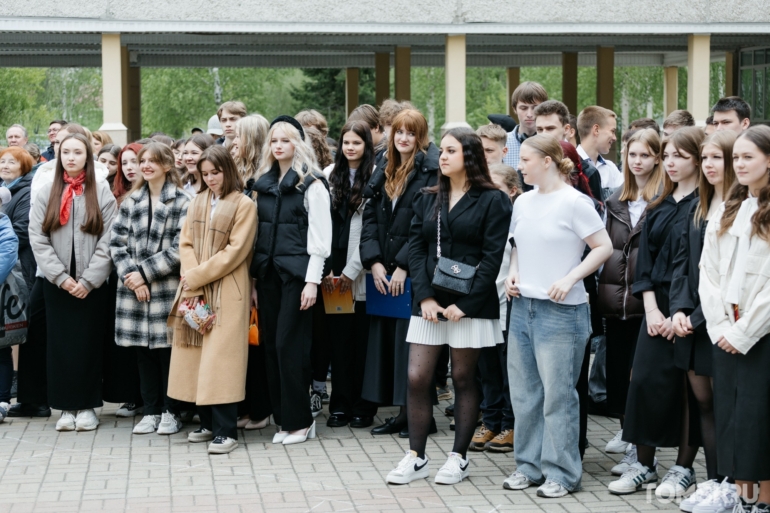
[{"left": 167, "top": 145, "right": 257, "bottom": 455}]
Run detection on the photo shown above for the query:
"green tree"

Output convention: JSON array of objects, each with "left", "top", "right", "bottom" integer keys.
[
  {"left": 290, "top": 68, "right": 376, "bottom": 138},
  {"left": 141, "top": 67, "right": 299, "bottom": 138}
]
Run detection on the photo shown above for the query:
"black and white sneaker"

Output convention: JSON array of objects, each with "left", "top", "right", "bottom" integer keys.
[
  {"left": 434, "top": 452, "right": 469, "bottom": 485},
  {"left": 386, "top": 450, "right": 429, "bottom": 484},
  {"left": 608, "top": 462, "right": 658, "bottom": 495},
  {"left": 310, "top": 391, "right": 323, "bottom": 418},
  {"left": 208, "top": 436, "right": 238, "bottom": 454},
  {"left": 116, "top": 403, "right": 142, "bottom": 418}
]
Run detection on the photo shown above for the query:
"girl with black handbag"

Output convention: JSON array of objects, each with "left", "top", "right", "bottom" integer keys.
[{"left": 385, "top": 128, "right": 511, "bottom": 486}]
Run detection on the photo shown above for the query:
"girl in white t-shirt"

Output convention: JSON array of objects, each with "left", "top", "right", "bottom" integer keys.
[{"left": 503, "top": 135, "right": 611, "bottom": 498}]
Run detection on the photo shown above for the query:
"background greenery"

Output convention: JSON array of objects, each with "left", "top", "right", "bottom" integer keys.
[{"left": 1, "top": 63, "right": 726, "bottom": 147}]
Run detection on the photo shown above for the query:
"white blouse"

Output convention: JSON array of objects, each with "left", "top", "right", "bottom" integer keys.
[{"left": 303, "top": 179, "right": 332, "bottom": 284}]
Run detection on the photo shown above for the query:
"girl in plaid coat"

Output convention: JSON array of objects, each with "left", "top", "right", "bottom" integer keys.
[{"left": 110, "top": 143, "right": 191, "bottom": 436}]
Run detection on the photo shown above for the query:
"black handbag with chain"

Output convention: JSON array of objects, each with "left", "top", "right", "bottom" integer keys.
[{"left": 431, "top": 207, "right": 477, "bottom": 296}]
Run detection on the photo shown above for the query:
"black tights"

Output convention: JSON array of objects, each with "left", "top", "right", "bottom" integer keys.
[
  {"left": 687, "top": 371, "right": 719, "bottom": 480},
  {"left": 407, "top": 344, "right": 480, "bottom": 459},
  {"left": 637, "top": 374, "right": 701, "bottom": 470}
]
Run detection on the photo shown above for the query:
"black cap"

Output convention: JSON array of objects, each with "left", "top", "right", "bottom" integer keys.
[
  {"left": 270, "top": 115, "right": 305, "bottom": 141},
  {"left": 487, "top": 114, "right": 517, "bottom": 133}
]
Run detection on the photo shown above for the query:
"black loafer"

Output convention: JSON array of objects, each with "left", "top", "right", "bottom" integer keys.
[
  {"left": 398, "top": 417, "right": 438, "bottom": 438},
  {"left": 370, "top": 416, "right": 406, "bottom": 435},
  {"left": 7, "top": 403, "right": 52, "bottom": 418},
  {"left": 349, "top": 416, "right": 373, "bottom": 428},
  {"left": 445, "top": 404, "right": 454, "bottom": 416},
  {"left": 326, "top": 413, "right": 350, "bottom": 428}
]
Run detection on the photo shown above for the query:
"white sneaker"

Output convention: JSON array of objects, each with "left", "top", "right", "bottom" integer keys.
[
  {"left": 503, "top": 470, "right": 535, "bottom": 490},
  {"left": 386, "top": 450, "right": 429, "bottom": 485},
  {"left": 656, "top": 465, "right": 696, "bottom": 499},
  {"left": 693, "top": 479, "right": 740, "bottom": 513},
  {"left": 434, "top": 452, "right": 469, "bottom": 485},
  {"left": 0, "top": 402, "right": 9, "bottom": 422},
  {"left": 157, "top": 412, "right": 182, "bottom": 435},
  {"left": 133, "top": 414, "right": 161, "bottom": 434},
  {"left": 611, "top": 446, "right": 659, "bottom": 476},
  {"left": 608, "top": 462, "right": 658, "bottom": 495},
  {"left": 605, "top": 429, "right": 631, "bottom": 454},
  {"left": 56, "top": 411, "right": 77, "bottom": 431},
  {"left": 75, "top": 409, "right": 99, "bottom": 431},
  {"left": 680, "top": 479, "right": 719, "bottom": 512},
  {"left": 537, "top": 480, "right": 569, "bottom": 498}
]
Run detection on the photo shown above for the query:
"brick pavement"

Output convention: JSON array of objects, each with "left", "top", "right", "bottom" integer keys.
[{"left": 0, "top": 399, "right": 703, "bottom": 513}]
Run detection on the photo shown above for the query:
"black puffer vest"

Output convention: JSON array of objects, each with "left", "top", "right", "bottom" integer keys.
[{"left": 251, "top": 164, "right": 328, "bottom": 281}]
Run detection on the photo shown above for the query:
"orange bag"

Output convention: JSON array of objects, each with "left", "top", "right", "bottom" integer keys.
[{"left": 248, "top": 307, "right": 259, "bottom": 346}]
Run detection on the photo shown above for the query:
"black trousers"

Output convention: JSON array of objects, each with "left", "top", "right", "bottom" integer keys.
[
  {"left": 328, "top": 302, "right": 377, "bottom": 418},
  {"left": 310, "top": 297, "right": 331, "bottom": 384},
  {"left": 238, "top": 344, "right": 273, "bottom": 421},
  {"left": 258, "top": 269, "right": 313, "bottom": 431},
  {"left": 605, "top": 317, "right": 642, "bottom": 416},
  {"left": 17, "top": 277, "right": 48, "bottom": 406},
  {"left": 136, "top": 347, "right": 176, "bottom": 416},
  {"left": 479, "top": 338, "right": 515, "bottom": 433},
  {"left": 198, "top": 402, "right": 238, "bottom": 439},
  {"left": 577, "top": 341, "right": 591, "bottom": 460}
]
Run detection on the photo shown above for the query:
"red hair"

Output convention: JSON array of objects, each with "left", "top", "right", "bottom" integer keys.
[
  {"left": 0, "top": 146, "right": 36, "bottom": 176},
  {"left": 559, "top": 141, "right": 593, "bottom": 199},
  {"left": 113, "top": 142, "right": 143, "bottom": 203}
]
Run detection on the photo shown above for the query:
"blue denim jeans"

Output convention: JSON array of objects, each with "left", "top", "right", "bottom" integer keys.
[{"left": 508, "top": 297, "right": 590, "bottom": 491}]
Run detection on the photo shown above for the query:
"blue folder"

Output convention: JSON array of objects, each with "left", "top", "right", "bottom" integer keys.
[{"left": 365, "top": 274, "right": 412, "bottom": 319}]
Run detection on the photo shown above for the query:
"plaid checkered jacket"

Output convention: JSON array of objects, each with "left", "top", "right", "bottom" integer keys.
[{"left": 109, "top": 181, "right": 191, "bottom": 348}]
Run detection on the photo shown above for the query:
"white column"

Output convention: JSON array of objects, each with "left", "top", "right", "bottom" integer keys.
[
  {"left": 445, "top": 35, "right": 466, "bottom": 124},
  {"left": 687, "top": 34, "right": 711, "bottom": 126},
  {"left": 99, "top": 33, "right": 129, "bottom": 147}
]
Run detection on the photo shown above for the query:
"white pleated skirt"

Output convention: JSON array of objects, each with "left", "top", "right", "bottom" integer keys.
[{"left": 405, "top": 316, "right": 504, "bottom": 349}]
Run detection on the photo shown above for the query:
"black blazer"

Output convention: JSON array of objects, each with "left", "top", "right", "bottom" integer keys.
[
  {"left": 669, "top": 199, "right": 708, "bottom": 332},
  {"left": 408, "top": 187, "right": 512, "bottom": 319},
  {"left": 360, "top": 143, "right": 439, "bottom": 274}
]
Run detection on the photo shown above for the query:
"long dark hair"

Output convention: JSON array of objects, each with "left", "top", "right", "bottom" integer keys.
[
  {"left": 425, "top": 127, "right": 498, "bottom": 217},
  {"left": 719, "top": 125, "right": 770, "bottom": 241},
  {"left": 330, "top": 121, "right": 375, "bottom": 216},
  {"left": 41, "top": 133, "right": 103, "bottom": 235}
]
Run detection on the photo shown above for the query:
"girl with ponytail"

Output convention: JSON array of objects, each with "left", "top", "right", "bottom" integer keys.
[
  {"left": 700, "top": 125, "right": 770, "bottom": 512},
  {"left": 503, "top": 135, "right": 611, "bottom": 497}
]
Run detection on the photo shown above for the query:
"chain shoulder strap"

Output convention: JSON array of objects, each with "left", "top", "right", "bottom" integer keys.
[{"left": 436, "top": 207, "right": 442, "bottom": 258}]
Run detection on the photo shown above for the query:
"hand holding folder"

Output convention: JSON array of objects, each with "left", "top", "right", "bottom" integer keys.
[
  {"left": 365, "top": 274, "right": 412, "bottom": 319},
  {"left": 321, "top": 277, "right": 355, "bottom": 314}
]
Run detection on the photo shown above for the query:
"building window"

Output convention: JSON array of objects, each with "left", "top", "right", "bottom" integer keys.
[{"left": 739, "top": 48, "right": 770, "bottom": 123}]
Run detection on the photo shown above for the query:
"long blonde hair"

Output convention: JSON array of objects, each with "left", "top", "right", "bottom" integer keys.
[
  {"left": 384, "top": 109, "right": 430, "bottom": 199},
  {"left": 235, "top": 114, "right": 269, "bottom": 182},
  {"left": 619, "top": 128, "right": 664, "bottom": 202},
  {"left": 695, "top": 131, "right": 736, "bottom": 226},
  {"left": 257, "top": 121, "right": 320, "bottom": 187}
]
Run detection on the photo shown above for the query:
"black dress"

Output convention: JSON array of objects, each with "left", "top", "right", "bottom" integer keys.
[
  {"left": 623, "top": 191, "right": 697, "bottom": 448},
  {"left": 102, "top": 269, "right": 142, "bottom": 404},
  {"left": 359, "top": 144, "right": 439, "bottom": 406},
  {"left": 669, "top": 199, "right": 712, "bottom": 376}
]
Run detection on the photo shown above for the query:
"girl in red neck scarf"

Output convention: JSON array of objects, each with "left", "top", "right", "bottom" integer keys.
[{"left": 28, "top": 133, "right": 117, "bottom": 433}]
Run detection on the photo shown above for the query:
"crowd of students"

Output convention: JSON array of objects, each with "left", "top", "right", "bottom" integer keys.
[{"left": 0, "top": 86, "right": 768, "bottom": 512}]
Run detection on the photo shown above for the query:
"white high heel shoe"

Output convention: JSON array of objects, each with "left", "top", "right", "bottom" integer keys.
[
  {"left": 272, "top": 430, "right": 290, "bottom": 444},
  {"left": 282, "top": 421, "right": 316, "bottom": 445}
]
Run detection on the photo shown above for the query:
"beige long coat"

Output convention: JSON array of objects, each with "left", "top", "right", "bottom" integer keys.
[{"left": 167, "top": 190, "right": 257, "bottom": 405}]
